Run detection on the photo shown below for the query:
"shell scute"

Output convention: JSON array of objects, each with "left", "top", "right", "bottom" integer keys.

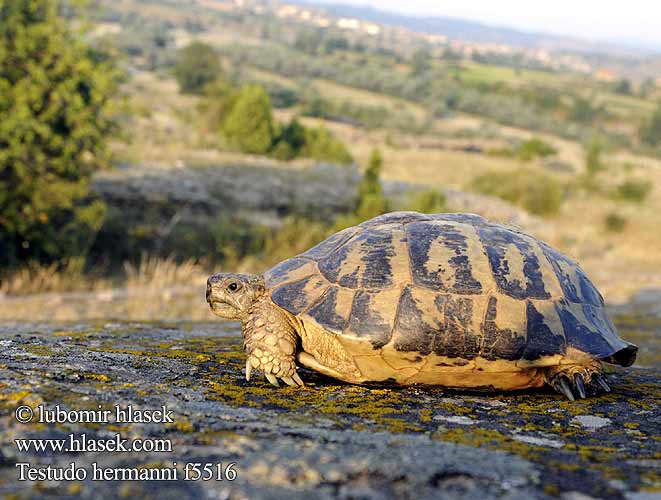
[
  {"left": 391, "top": 286, "right": 438, "bottom": 356},
  {"left": 434, "top": 293, "right": 481, "bottom": 359},
  {"left": 300, "top": 226, "right": 360, "bottom": 260},
  {"left": 477, "top": 224, "right": 551, "bottom": 300},
  {"left": 540, "top": 242, "right": 604, "bottom": 306},
  {"left": 480, "top": 295, "right": 527, "bottom": 361},
  {"left": 345, "top": 288, "right": 399, "bottom": 348},
  {"left": 265, "top": 258, "right": 317, "bottom": 289},
  {"left": 406, "top": 221, "right": 483, "bottom": 294},
  {"left": 522, "top": 300, "right": 566, "bottom": 360},
  {"left": 305, "top": 286, "right": 354, "bottom": 335},
  {"left": 429, "top": 213, "right": 487, "bottom": 226},
  {"left": 317, "top": 226, "right": 409, "bottom": 289},
  {"left": 358, "top": 211, "right": 430, "bottom": 227},
  {"left": 270, "top": 275, "right": 329, "bottom": 315}
]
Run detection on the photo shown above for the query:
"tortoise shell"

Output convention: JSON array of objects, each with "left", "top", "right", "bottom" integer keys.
[{"left": 264, "top": 212, "right": 637, "bottom": 366}]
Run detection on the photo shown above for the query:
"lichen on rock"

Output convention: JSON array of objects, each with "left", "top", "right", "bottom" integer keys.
[{"left": 0, "top": 319, "right": 658, "bottom": 499}]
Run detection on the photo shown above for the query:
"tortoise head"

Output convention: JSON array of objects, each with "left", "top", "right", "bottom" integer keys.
[{"left": 206, "top": 272, "right": 265, "bottom": 320}]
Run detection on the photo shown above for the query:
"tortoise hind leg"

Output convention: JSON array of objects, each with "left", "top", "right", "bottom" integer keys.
[
  {"left": 544, "top": 360, "right": 611, "bottom": 400},
  {"left": 298, "top": 352, "right": 363, "bottom": 384}
]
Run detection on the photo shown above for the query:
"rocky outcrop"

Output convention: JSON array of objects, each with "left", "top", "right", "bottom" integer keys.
[
  {"left": 93, "top": 163, "right": 362, "bottom": 228},
  {"left": 0, "top": 321, "right": 658, "bottom": 499},
  {"left": 92, "top": 162, "right": 539, "bottom": 229}
]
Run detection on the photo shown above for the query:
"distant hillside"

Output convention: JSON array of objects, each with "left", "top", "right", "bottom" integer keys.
[{"left": 299, "top": 1, "right": 652, "bottom": 57}]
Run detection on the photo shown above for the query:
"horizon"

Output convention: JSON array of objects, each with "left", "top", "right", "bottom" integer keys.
[{"left": 304, "top": 0, "right": 661, "bottom": 53}]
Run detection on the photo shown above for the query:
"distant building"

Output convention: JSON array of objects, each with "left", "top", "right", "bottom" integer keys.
[
  {"left": 338, "top": 17, "right": 361, "bottom": 30},
  {"left": 364, "top": 23, "right": 381, "bottom": 36},
  {"left": 595, "top": 68, "right": 617, "bottom": 82},
  {"left": 276, "top": 5, "right": 299, "bottom": 18}
]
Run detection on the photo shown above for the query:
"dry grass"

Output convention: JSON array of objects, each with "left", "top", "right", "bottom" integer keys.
[
  {"left": 0, "top": 259, "right": 101, "bottom": 296},
  {"left": 123, "top": 254, "right": 208, "bottom": 291},
  {"left": 0, "top": 255, "right": 210, "bottom": 298}
]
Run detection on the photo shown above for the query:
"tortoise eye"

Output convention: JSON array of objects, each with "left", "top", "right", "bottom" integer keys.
[{"left": 227, "top": 282, "right": 240, "bottom": 292}]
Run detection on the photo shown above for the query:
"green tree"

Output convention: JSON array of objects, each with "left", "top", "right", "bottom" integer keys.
[
  {"left": 613, "top": 79, "right": 632, "bottom": 95},
  {"left": 410, "top": 49, "right": 432, "bottom": 76},
  {"left": 639, "top": 105, "right": 661, "bottom": 147},
  {"left": 408, "top": 189, "right": 446, "bottom": 213},
  {"left": 356, "top": 149, "right": 389, "bottom": 218},
  {"left": 639, "top": 78, "right": 655, "bottom": 98},
  {"left": 301, "top": 126, "right": 353, "bottom": 165},
  {"left": 516, "top": 137, "right": 557, "bottom": 161},
  {"left": 0, "top": 0, "right": 120, "bottom": 266},
  {"left": 271, "top": 118, "right": 306, "bottom": 160},
  {"left": 585, "top": 140, "right": 606, "bottom": 176},
  {"left": 221, "top": 85, "right": 275, "bottom": 154},
  {"left": 173, "top": 42, "right": 222, "bottom": 94},
  {"left": 471, "top": 170, "right": 562, "bottom": 216},
  {"left": 569, "top": 95, "right": 599, "bottom": 124}
]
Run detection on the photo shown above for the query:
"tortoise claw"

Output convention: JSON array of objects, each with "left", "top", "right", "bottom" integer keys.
[
  {"left": 281, "top": 376, "right": 297, "bottom": 387},
  {"left": 246, "top": 359, "right": 252, "bottom": 381},
  {"left": 573, "top": 373, "right": 587, "bottom": 399},
  {"left": 593, "top": 373, "right": 611, "bottom": 392},
  {"left": 554, "top": 375, "right": 576, "bottom": 401},
  {"left": 265, "top": 373, "right": 280, "bottom": 387},
  {"left": 292, "top": 372, "right": 305, "bottom": 387}
]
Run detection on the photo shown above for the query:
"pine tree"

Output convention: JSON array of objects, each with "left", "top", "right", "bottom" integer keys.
[
  {"left": 356, "top": 149, "right": 389, "bottom": 219},
  {"left": 0, "top": 0, "right": 120, "bottom": 265},
  {"left": 221, "top": 85, "right": 275, "bottom": 155},
  {"left": 173, "top": 42, "right": 223, "bottom": 94},
  {"left": 639, "top": 105, "right": 661, "bottom": 147}
]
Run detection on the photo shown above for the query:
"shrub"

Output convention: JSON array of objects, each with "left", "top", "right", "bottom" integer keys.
[
  {"left": 333, "top": 149, "right": 389, "bottom": 230},
  {"left": 173, "top": 42, "right": 223, "bottom": 94},
  {"left": 301, "top": 126, "right": 353, "bottom": 165},
  {"left": 270, "top": 140, "right": 296, "bottom": 161},
  {"left": 273, "top": 118, "right": 306, "bottom": 159},
  {"left": 410, "top": 49, "right": 432, "bottom": 76},
  {"left": 604, "top": 212, "right": 627, "bottom": 232},
  {"left": 516, "top": 137, "right": 557, "bottom": 161},
  {"left": 407, "top": 189, "right": 447, "bottom": 213},
  {"left": 614, "top": 79, "right": 632, "bottom": 95},
  {"left": 639, "top": 105, "right": 661, "bottom": 147},
  {"left": 585, "top": 140, "right": 606, "bottom": 177},
  {"left": 356, "top": 149, "right": 389, "bottom": 218},
  {"left": 615, "top": 179, "right": 653, "bottom": 203},
  {"left": 569, "top": 96, "right": 600, "bottom": 124},
  {"left": 471, "top": 170, "right": 563, "bottom": 216},
  {"left": 221, "top": 85, "right": 275, "bottom": 154},
  {"left": 0, "top": 0, "right": 120, "bottom": 267}
]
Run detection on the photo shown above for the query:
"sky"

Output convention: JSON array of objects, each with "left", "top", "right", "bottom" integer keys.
[{"left": 311, "top": 0, "right": 660, "bottom": 52}]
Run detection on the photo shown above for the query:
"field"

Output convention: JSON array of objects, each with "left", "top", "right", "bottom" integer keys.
[
  {"left": 106, "top": 63, "right": 661, "bottom": 304},
  {"left": 3, "top": 0, "right": 661, "bottom": 308}
]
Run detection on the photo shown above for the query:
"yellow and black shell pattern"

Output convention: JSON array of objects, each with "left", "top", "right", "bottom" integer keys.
[{"left": 264, "top": 212, "right": 637, "bottom": 366}]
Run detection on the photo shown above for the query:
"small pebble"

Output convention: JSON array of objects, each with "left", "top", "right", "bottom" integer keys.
[{"left": 570, "top": 415, "right": 612, "bottom": 430}]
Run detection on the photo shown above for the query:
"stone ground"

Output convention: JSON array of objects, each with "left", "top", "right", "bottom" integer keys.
[{"left": 0, "top": 316, "right": 659, "bottom": 499}]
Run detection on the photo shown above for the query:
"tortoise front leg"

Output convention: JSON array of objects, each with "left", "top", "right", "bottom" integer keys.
[{"left": 242, "top": 299, "right": 304, "bottom": 387}]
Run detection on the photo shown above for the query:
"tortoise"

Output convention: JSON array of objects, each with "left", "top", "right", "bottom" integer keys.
[{"left": 206, "top": 211, "right": 637, "bottom": 400}]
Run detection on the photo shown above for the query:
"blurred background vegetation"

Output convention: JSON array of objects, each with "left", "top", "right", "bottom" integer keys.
[{"left": 1, "top": 0, "right": 660, "bottom": 318}]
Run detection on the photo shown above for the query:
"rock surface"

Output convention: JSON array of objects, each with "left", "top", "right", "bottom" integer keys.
[
  {"left": 92, "top": 163, "right": 539, "bottom": 229},
  {"left": 0, "top": 320, "right": 658, "bottom": 499}
]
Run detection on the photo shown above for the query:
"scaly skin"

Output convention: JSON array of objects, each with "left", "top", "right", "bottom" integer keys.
[
  {"left": 544, "top": 360, "right": 611, "bottom": 400},
  {"left": 242, "top": 295, "right": 304, "bottom": 387},
  {"left": 206, "top": 272, "right": 304, "bottom": 387}
]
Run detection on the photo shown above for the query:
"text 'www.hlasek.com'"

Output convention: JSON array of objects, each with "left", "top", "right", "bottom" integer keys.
[{"left": 13, "top": 404, "right": 237, "bottom": 482}]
